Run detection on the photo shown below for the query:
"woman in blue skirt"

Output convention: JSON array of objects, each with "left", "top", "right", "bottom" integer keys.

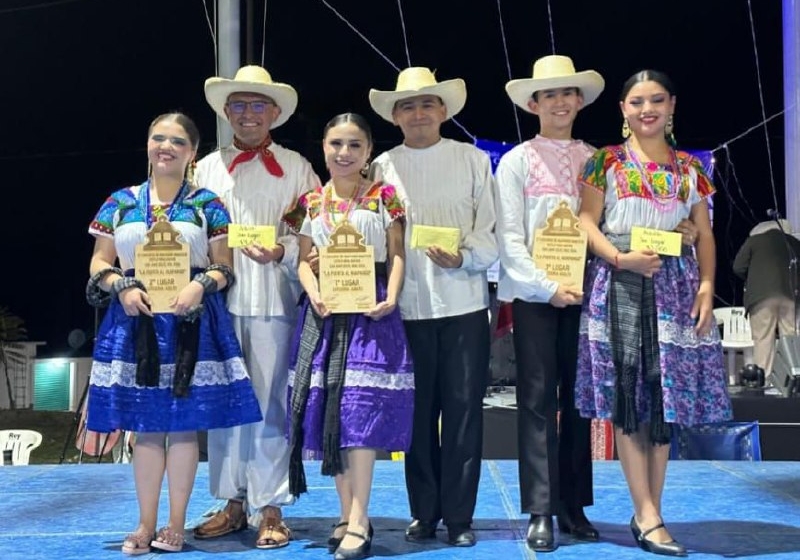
[
  {"left": 283, "top": 113, "right": 414, "bottom": 560},
  {"left": 85, "top": 112, "right": 262, "bottom": 554}
]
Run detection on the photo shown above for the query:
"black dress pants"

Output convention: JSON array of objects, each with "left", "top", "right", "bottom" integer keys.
[
  {"left": 403, "top": 309, "right": 490, "bottom": 527},
  {"left": 512, "top": 300, "right": 593, "bottom": 515}
]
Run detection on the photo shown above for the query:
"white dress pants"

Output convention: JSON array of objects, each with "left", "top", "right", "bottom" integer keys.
[{"left": 206, "top": 315, "right": 295, "bottom": 511}]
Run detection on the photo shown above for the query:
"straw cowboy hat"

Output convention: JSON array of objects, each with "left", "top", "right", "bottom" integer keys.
[
  {"left": 204, "top": 65, "right": 298, "bottom": 129},
  {"left": 369, "top": 67, "right": 467, "bottom": 123},
  {"left": 505, "top": 55, "right": 605, "bottom": 113}
]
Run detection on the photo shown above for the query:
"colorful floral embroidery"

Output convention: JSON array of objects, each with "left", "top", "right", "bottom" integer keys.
[
  {"left": 688, "top": 155, "right": 715, "bottom": 197},
  {"left": 579, "top": 146, "right": 707, "bottom": 204},
  {"left": 89, "top": 184, "right": 230, "bottom": 239},
  {"left": 282, "top": 187, "right": 322, "bottom": 233},
  {"left": 282, "top": 182, "right": 405, "bottom": 232},
  {"left": 579, "top": 147, "right": 615, "bottom": 193},
  {"left": 379, "top": 184, "right": 405, "bottom": 221}
]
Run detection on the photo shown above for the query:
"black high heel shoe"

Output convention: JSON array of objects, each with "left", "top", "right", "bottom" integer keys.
[
  {"left": 327, "top": 521, "right": 349, "bottom": 553},
  {"left": 630, "top": 516, "right": 687, "bottom": 557},
  {"left": 333, "top": 523, "right": 373, "bottom": 560}
]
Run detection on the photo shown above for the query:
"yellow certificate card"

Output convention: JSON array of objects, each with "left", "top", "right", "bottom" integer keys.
[
  {"left": 227, "top": 224, "right": 276, "bottom": 248},
  {"left": 630, "top": 226, "right": 682, "bottom": 256},
  {"left": 410, "top": 225, "right": 461, "bottom": 254}
]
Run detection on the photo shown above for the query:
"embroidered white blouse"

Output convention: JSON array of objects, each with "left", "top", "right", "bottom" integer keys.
[
  {"left": 495, "top": 136, "right": 595, "bottom": 303},
  {"left": 374, "top": 138, "right": 498, "bottom": 320}
]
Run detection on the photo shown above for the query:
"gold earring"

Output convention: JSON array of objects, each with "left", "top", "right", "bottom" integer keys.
[
  {"left": 665, "top": 115, "right": 676, "bottom": 145},
  {"left": 185, "top": 160, "right": 196, "bottom": 184},
  {"left": 360, "top": 161, "right": 371, "bottom": 178},
  {"left": 621, "top": 118, "right": 631, "bottom": 139}
]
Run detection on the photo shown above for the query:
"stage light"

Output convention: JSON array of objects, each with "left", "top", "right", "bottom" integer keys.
[{"left": 739, "top": 364, "right": 765, "bottom": 389}]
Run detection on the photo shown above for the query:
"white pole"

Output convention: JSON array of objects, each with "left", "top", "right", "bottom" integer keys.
[
  {"left": 784, "top": 0, "right": 799, "bottom": 230},
  {"left": 216, "top": 0, "right": 240, "bottom": 148}
]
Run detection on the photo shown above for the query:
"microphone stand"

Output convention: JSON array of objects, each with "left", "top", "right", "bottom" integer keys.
[{"left": 770, "top": 212, "right": 800, "bottom": 334}]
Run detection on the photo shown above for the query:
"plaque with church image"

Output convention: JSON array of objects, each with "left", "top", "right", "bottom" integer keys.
[
  {"left": 532, "top": 201, "right": 588, "bottom": 295},
  {"left": 319, "top": 221, "right": 376, "bottom": 314},
  {"left": 134, "top": 216, "right": 191, "bottom": 314}
]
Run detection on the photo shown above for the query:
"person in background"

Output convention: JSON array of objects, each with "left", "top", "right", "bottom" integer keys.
[
  {"left": 85, "top": 112, "right": 262, "bottom": 555},
  {"left": 575, "top": 69, "right": 732, "bottom": 557},
  {"left": 495, "top": 54, "right": 605, "bottom": 552},
  {"left": 283, "top": 112, "right": 414, "bottom": 560},
  {"left": 192, "top": 65, "right": 319, "bottom": 549},
  {"left": 733, "top": 218, "right": 800, "bottom": 377},
  {"left": 369, "top": 67, "right": 498, "bottom": 547}
]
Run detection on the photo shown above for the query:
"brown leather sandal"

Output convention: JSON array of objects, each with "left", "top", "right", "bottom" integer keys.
[
  {"left": 255, "top": 506, "right": 292, "bottom": 549},
  {"left": 193, "top": 501, "right": 248, "bottom": 539}
]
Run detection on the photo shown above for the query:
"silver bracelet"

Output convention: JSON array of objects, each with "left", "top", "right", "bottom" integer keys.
[
  {"left": 86, "top": 266, "right": 124, "bottom": 308},
  {"left": 111, "top": 277, "right": 146, "bottom": 298},
  {"left": 205, "top": 263, "right": 235, "bottom": 289},
  {"left": 192, "top": 272, "right": 218, "bottom": 294}
]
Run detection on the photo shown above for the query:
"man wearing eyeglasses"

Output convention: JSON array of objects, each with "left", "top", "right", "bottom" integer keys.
[{"left": 193, "top": 65, "right": 319, "bottom": 550}]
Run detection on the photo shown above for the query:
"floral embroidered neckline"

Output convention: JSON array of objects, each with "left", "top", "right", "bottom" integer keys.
[
  {"left": 320, "top": 180, "right": 365, "bottom": 233},
  {"left": 623, "top": 141, "right": 682, "bottom": 209}
]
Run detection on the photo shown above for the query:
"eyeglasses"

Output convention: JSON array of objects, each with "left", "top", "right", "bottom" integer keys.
[
  {"left": 226, "top": 100, "right": 275, "bottom": 114},
  {"left": 150, "top": 134, "right": 190, "bottom": 147}
]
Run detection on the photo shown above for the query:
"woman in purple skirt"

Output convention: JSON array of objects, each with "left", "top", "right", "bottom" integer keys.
[
  {"left": 282, "top": 112, "right": 414, "bottom": 560},
  {"left": 576, "top": 70, "right": 731, "bottom": 557}
]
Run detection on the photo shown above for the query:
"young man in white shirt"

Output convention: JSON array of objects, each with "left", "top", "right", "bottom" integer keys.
[
  {"left": 369, "top": 67, "right": 498, "bottom": 548},
  {"left": 495, "top": 55, "right": 605, "bottom": 552}
]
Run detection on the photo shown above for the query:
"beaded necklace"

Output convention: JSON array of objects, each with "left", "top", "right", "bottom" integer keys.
[
  {"left": 624, "top": 140, "right": 682, "bottom": 210},
  {"left": 138, "top": 179, "right": 190, "bottom": 228},
  {"left": 320, "top": 179, "right": 364, "bottom": 234}
]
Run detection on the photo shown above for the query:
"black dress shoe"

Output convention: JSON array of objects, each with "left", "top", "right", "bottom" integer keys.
[
  {"left": 526, "top": 515, "right": 556, "bottom": 552},
  {"left": 333, "top": 523, "right": 373, "bottom": 560},
  {"left": 327, "top": 521, "right": 349, "bottom": 553},
  {"left": 405, "top": 519, "right": 437, "bottom": 542},
  {"left": 630, "top": 516, "right": 687, "bottom": 557},
  {"left": 447, "top": 524, "right": 476, "bottom": 547},
  {"left": 557, "top": 508, "right": 599, "bottom": 542}
]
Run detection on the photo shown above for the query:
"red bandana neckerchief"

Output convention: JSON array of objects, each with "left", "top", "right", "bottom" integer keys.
[{"left": 228, "top": 136, "right": 284, "bottom": 177}]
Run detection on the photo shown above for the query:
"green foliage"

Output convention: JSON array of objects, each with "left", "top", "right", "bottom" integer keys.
[
  {"left": 0, "top": 305, "right": 26, "bottom": 342},
  {"left": 0, "top": 306, "right": 28, "bottom": 410}
]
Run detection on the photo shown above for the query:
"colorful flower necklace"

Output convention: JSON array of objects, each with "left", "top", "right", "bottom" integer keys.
[
  {"left": 624, "top": 140, "right": 682, "bottom": 210},
  {"left": 320, "top": 179, "right": 364, "bottom": 233}
]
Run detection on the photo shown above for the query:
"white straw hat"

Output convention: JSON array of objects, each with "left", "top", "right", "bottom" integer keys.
[
  {"left": 204, "top": 65, "right": 298, "bottom": 129},
  {"left": 505, "top": 55, "right": 605, "bottom": 113},
  {"left": 369, "top": 67, "right": 467, "bottom": 123}
]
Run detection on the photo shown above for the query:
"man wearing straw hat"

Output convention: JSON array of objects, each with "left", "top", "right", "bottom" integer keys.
[
  {"left": 192, "top": 65, "right": 319, "bottom": 549},
  {"left": 369, "top": 67, "right": 498, "bottom": 548},
  {"left": 495, "top": 54, "right": 605, "bottom": 552}
]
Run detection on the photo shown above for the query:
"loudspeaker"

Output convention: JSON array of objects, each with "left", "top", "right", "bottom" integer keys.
[{"left": 770, "top": 335, "right": 800, "bottom": 397}]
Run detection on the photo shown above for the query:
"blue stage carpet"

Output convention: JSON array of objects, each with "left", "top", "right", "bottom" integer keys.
[{"left": 2, "top": 460, "right": 800, "bottom": 559}]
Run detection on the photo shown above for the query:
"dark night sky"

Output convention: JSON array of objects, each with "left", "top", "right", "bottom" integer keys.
[{"left": 0, "top": 0, "right": 786, "bottom": 355}]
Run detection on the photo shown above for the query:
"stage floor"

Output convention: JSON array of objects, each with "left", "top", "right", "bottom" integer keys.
[{"left": 2, "top": 460, "right": 800, "bottom": 559}]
